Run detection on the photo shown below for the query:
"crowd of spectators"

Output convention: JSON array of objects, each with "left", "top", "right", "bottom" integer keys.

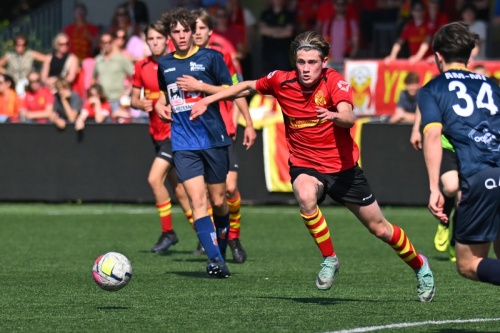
[{"left": 0, "top": 0, "right": 499, "bottom": 128}]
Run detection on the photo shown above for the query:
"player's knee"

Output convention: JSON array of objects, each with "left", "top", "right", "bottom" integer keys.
[
  {"left": 368, "top": 219, "right": 391, "bottom": 240},
  {"left": 148, "top": 175, "right": 163, "bottom": 191},
  {"left": 225, "top": 183, "right": 238, "bottom": 197},
  {"left": 210, "top": 195, "right": 226, "bottom": 210},
  {"left": 442, "top": 183, "right": 459, "bottom": 197},
  {"left": 455, "top": 258, "right": 475, "bottom": 280}
]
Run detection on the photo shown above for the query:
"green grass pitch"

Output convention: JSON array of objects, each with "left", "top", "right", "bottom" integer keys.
[{"left": 0, "top": 204, "right": 499, "bottom": 333}]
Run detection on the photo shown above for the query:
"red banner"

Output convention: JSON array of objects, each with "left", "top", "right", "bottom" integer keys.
[{"left": 344, "top": 60, "right": 500, "bottom": 116}]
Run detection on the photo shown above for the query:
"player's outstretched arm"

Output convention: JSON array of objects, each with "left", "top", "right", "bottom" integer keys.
[
  {"left": 423, "top": 125, "right": 447, "bottom": 223},
  {"left": 154, "top": 92, "right": 172, "bottom": 122},
  {"left": 176, "top": 74, "right": 226, "bottom": 95},
  {"left": 190, "top": 80, "right": 257, "bottom": 121}
]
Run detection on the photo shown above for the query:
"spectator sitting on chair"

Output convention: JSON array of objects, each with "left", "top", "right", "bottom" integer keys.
[
  {"left": 52, "top": 78, "right": 83, "bottom": 129},
  {"left": 75, "top": 83, "right": 111, "bottom": 131},
  {"left": 0, "top": 73, "right": 23, "bottom": 123},
  {"left": 385, "top": 0, "right": 432, "bottom": 64},
  {"left": 0, "top": 33, "right": 48, "bottom": 97},
  {"left": 19, "top": 71, "right": 55, "bottom": 124},
  {"left": 389, "top": 71, "right": 420, "bottom": 124}
]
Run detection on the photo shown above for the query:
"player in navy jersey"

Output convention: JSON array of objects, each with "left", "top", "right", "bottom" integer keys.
[
  {"left": 192, "top": 30, "right": 436, "bottom": 302},
  {"left": 419, "top": 22, "right": 500, "bottom": 286},
  {"left": 154, "top": 8, "right": 233, "bottom": 278},
  {"left": 176, "top": 8, "right": 257, "bottom": 263}
]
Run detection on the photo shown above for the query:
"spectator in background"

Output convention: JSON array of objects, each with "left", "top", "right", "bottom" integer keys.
[
  {"left": 322, "top": 0, "right": 359, "bottom": 70},
  {"left": 92, "top": 32, "right": 134, "bottom": 114},
  {"left": 493, "top": 0, "right": 500, "bottom": 25},
  {"left": 63, "top": 2, "right": 100, "bottom": 62},
  {"left": 125, "top": 23, "right": 151, "bottom": 62},
  {"left": 385, "top": 0, "right": 432, "bottom": 64},
  {"left": 213, "top": 6, "right": 246, "bottom": 73},
  {"left": 51, "top": 78, "right": 82, "bottom": 130},
  {"left": 426, "top": 0, "right": 449, "bottom": 35},
  {"left": 259, "top": 0, "right": 295, "bottom": 75},
  {"left": 0, "top": 73, "right": 22, "bottom": 123},
  {"left": 315, "top": 0, "right": 358, "bottom": 38},
  {"left": 121, "top": 0, "right": 150, "bottom": 26},
  {"left": 109, "top": 5, "right": 137, "bottom": 40},
  {"left": 389, "top": 71, "right": 420, "bottom": 124},
  {"left": 75, "top": 83, "right": 111, "bottom": 131},
  {"left": 41, "top": 33, "right": 80, "bottom": 91},
  {"left": 226, "top": 0, "right": 256, "bottom": 79},
  {"left": 0, "top": 33, "right": 48, "bottom": 97},
  {"left": 461, "top": 3, "right": 487, "bottom": 61},
  {"left": 456, "top": 0, "right": 490, "bottom": 22},
  {"left": 113, "top": 28, "right": 135, "bottom": 61},
  {"left": 19, "top": 71, "right": 55, "bottom": 124},
  {"left": 359, "top": 0, "right": 401, "bottom": 49},
  {"left": 291, "top": 0, "right": 322, "bottom": 33}
]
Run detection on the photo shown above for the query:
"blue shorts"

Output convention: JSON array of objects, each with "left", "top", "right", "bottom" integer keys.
[
  {"left": 173, "top": 146, "right": 229, "bottom": 184},
  {"left": 455, "top": 167, "right": 500, "bottom": 244}
]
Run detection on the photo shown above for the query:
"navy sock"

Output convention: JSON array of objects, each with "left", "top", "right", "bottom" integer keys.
[
  {"left": 194, "top": 216, "right": 222, "bottom": 262},
  {"left": 477, "top": 258, "right": 500, "bottom": 285},
  {"left": 213, "top": 213, "right": 230, "bottom": 257}
]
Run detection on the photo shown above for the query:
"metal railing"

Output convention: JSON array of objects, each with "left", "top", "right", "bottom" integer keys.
[{"left": 0, "top": 0, "right": 63, "bottom": 55}]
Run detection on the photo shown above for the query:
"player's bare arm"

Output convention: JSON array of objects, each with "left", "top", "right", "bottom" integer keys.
[
  {"left": 316, "top": 101, "right": 355, "bottom": 128},
  {"left": 131, "top": 87, "right": 153, "bottom": 112},
  {"left": 154, "top": 92, "right": 172, "bottom": 122},
  {"left": 176, "top": 74, "right": 227, "bottom": 95},
  {"left": 410, "top": 107, "right": 422, "bottom": 150},
  {"left": 233, "top": 97, "right": 256, "bottom": 150},
  {"left": 423, "top": 125, "right": 447, "bottom": 223},
  {"left": 190, "top": 80, "right": 257, "bottom": 121}
]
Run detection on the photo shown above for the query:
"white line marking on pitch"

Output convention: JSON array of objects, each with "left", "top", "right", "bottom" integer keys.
[{"left": 325, "top": 318, "right": 500, "bottom": 333}]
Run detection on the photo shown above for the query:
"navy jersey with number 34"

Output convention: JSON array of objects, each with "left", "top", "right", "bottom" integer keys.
[
  {"left": 157, "top": 47, "right": 232, "bottom": 151},
  {"left": 418, "top": 69, "right": 500, "bottom": 178}
]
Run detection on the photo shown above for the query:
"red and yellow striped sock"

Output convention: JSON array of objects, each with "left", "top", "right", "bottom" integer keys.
[
  {"left": 301, "top": 207, "right": 335, "bottom": 257},
  {"left": 228, "top": 191, "right": 241, "bottom": 240},
  {"left": 208, "top": 206, "right": 214, "bottom": 223},
  {"left": 386, "top": 223, "right": 423, "bottom": 269},
  {"left": 156, "top": 199, "right": 173, "bottom": 232},
  {"left": 185, "top": 210, "right": 195, "bottom": 229}
]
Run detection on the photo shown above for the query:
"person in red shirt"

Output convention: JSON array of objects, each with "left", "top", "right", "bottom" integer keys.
[
  {"left": 178, "top": 8, "right": 256, "bottom": 263},
  {"left": 130, "top": 23, "right": 192, "bottom": 254},
  {"left": 385, "top": 0, "right": 432, "bottom": 63},
  {"left": 63, "top": 2, "right": 99, "bottom": 61},
  {"left": 75, "top": 83, "right": 111, "bottom": 130},
  {"left": 191, "top": 30, "right": 436, "bottom": 302},
  {"left": 20, "top": 71, "right": 55, "bottom": 124}
]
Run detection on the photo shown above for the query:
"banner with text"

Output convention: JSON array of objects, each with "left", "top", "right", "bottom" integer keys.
[{"left": 344, "top": 60, "right": 500, "bottom": 116}]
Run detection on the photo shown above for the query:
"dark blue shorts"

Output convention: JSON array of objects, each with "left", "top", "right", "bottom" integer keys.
[
  {"left": 455, "top": 167, "right": 500, "bottom": 244},
  {"left": 290, "top": 165, "right": 376, "bottom": 206},
  {"left": 153, "top": 138, "right": 173, "bottom": 163},
  {"left": 173, "top": 146, "right": 229, "bottom": 184},
  {"left": 440, "top": 148, "right": 458, "bottom": 175}
]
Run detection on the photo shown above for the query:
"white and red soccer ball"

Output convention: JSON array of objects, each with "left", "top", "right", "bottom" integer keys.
[{"left": 92, "top": 252, "right": 132, "bottom": 291}]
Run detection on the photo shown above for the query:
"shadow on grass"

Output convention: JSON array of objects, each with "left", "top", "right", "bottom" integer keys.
[
  {"left": 164, "top": 271, "right": 210, "bottom": 279},
  {"left": 432, "top": 330, "right": 487, "bottom": 333},
  {"left": 171, "top": 257, "right": 210, "bottom": 263},
  {"left": 96, "top": 306, "right": 131, "bottom": 310},
  {"left": 136, "top": 249, "right": 194, "bottom": 255},
  {"left": 257, "top": 296, "right": 379, "bottom": 305}
]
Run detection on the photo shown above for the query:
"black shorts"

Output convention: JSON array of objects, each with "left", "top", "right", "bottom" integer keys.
[
  {"left": 153, "top": 138, "right": 173, "bottom": 163},
  {"left": 455, "top": 167, "right": 500, "bottom": 244},
  {"left": 290, "top": 165, "right": 376, "bottom": 206},
  {"left": 440, "top": 148, "right": 458, "bottom": 175},
  {"left": 228, "top": 138, "right": 239, "bottom": 172}
]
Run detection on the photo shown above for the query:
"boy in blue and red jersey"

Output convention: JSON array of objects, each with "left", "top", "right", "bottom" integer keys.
[
  {"left": 192, "top": 30, "right": 436, "bottom": 302},
  {"left": 419, "top": 22, "right": 500, "bottom": 286}
]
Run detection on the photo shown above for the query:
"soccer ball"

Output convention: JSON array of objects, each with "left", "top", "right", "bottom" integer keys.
[{"left": 92, "top": 252, "right": 132, "bottom": 291}]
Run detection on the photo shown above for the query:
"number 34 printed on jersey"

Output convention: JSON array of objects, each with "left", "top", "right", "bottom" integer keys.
[
  {"left": 167, "top": 83, "right": 205, "bottom": 113},
  {"left": 449, "top": 81, "right": 498, "bottom": 116}
]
